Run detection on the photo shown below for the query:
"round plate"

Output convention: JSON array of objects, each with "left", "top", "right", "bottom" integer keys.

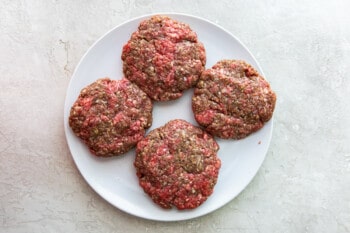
[{"left": 64, "top": 13, "right": 273, "bottom": 221}]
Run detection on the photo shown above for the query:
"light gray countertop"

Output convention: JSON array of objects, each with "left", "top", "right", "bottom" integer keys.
[{"left": 1, "top": 0, "right": 349, "bottom": 232}]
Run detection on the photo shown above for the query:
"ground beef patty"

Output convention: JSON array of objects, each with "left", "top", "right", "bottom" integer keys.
[
  {"left": 134, "top": 119, "right": 221, "bottom": 209},
  {"left": 69, "top": 78, "right": 152, "bottom": 157},
  {"left": 192, "top": 60, "right": 276, "bottom": 139},
  {"left": 122, "top": 15, "right": 206, "bottom": 101}
]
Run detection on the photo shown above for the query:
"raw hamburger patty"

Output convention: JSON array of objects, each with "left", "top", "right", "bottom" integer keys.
[
  {"left": 69, "top": 78, "right": 152, "bottom": 157},
  {"left": 192, "top": 60, "right": 276, "bottom": 139},
  {"left": 134, "top": 119, "right": 221, "bottom": 209},
  {"left": 122, "top": 15, "right": 206, "bottom": 101}
]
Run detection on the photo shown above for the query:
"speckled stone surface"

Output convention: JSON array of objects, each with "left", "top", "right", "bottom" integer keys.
[{"left": 1, "top": 0, "right": 350, "bottom": 232}]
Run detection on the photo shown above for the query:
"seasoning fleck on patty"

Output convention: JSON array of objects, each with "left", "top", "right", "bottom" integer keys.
[
  {"left": 69, "top": 78, "right": 152, "bottom": 157},
  {"left": 134, "top": 119, "right": 221, "bottom": 210},
  {"left": 122, "top": 15, "right": 206, "bottom": 101},
  {"left": 192, "top": 60, "right": 276, "bottom": 139}
]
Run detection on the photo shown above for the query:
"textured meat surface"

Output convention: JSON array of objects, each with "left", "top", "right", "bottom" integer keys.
[
  {"left": 192, "top": 60, "right": 276, "bottom": 139},
  {"left": 122, "top": 15, "right": 206, "bottom": 101},
  {"left": 134, "top": 119, "right": 221, "bottom": 209},
  {"left": 69, "top": 78, "right": 152, "bottom": 157}
]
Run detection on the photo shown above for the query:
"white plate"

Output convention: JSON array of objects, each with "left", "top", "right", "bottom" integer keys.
[{"left": 64, "top": 13, "right": 273, "bottom": 221}]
